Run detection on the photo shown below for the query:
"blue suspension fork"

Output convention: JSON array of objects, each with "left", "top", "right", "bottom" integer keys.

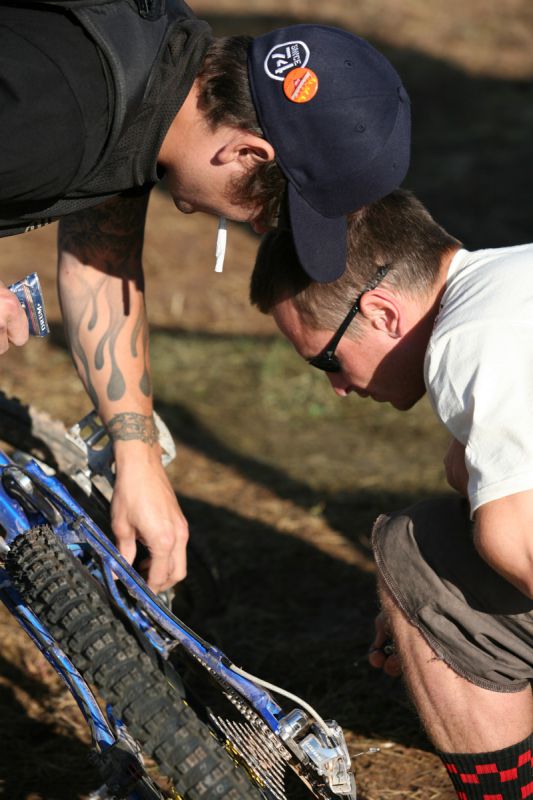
[
  {"left": 0, "top": 573, "right": 117, "bottom": 751},
  {"left": 0, "top": 455, "right": 165, "bottom": 800}
]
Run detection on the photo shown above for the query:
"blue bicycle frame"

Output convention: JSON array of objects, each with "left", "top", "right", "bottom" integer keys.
[
  {"left": 0, "top": 280, "right": 357, "bottom": 799},
  {"left": 0, "top": 448, "right": 167, "bottom": 800},
  {"left": 0, "top": 432, "right": 357, "bottom": 800}
]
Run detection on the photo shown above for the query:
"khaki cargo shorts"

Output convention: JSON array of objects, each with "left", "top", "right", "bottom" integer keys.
[{"left": 372, "top": 495, "right": 533, "bottom": 692}]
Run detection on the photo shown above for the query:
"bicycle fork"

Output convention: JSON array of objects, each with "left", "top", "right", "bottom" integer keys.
[{"left": 0, "top": 456, "right": 167, "bottom": 800}]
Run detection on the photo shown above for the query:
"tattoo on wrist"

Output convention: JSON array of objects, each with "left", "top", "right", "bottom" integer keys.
[{"left": 107, "top": 413, "right": 158, "bottom": 446}]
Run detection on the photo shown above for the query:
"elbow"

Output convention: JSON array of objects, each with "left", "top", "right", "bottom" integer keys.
[
  {"left": 474, "top": 493, "right": 533, "bottom": 599},
  {"left": 506, "top": 569, "right": 533, "bottom": 599},
  {"left": 473, "top": 533, "right": 533, "bottom": 599},
  {"left": 515, "top": 572, "right": 533, "bottom": 600},
  {"left": 512, "top": 578, "right": 533, "bottom": 600}
]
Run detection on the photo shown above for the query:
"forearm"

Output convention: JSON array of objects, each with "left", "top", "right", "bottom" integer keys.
[
  {"left": 57, "top": 194, "right": 158, "bottom": 452},
  {"left": 57, "top": 194, "right": 188, "bottom": 590}
]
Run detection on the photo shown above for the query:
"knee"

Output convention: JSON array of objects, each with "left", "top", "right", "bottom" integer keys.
[
  {"left": 375, "top": 573, "right": 403, "bottom": 636},
  {"left": 375, "top": 573, "right": 417, "bottom": 654}
]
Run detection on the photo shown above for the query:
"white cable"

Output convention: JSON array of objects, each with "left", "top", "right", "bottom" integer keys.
[
  {"left": 214, "top": 216, "right": 227, "bottom": 273},
  {"left": 229, "top": 662, "right": 336, "bottom": 736}
]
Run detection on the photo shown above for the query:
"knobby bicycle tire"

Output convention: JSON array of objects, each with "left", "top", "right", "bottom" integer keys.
[
  {"left": 0, "top": 393, "right": 260, "bottom": 799},
  {"left": 7, "top": 526, "right": 262, "bottom": 800}
]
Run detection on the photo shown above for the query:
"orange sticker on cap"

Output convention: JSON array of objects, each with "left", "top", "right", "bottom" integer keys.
[{"left": 283, "top": 67, "right": 319, "bottom": 103}]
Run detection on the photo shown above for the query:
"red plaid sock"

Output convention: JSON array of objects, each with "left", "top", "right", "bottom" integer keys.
[{"left": 439, "top": 733, "right": 533, "bottom": 800}]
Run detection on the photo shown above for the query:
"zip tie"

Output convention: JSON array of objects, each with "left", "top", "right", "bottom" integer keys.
[{"left": 214, "top": 217, "right": 227, "bottom": 273}]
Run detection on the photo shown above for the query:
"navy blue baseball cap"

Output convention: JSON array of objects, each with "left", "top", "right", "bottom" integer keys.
[{"left": 248, "top": 25, "right": 411, "bottom": 282}]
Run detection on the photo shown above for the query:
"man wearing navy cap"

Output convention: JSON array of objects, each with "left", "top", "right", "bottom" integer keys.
[
  {"left": 248, "top": 26, "right": 410, "bottom": 281},
  {"left": 0, "top": 0, "right": 410, "bottom": 591}
]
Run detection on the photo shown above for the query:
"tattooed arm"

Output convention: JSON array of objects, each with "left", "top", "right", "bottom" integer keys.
[{"left": 57, "top": 193, "right": 189, "bottom": 592}]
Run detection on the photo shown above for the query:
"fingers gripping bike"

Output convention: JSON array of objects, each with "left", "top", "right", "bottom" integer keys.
[{"left": 0, "top": 392, "right": 358, "bottom": 800}]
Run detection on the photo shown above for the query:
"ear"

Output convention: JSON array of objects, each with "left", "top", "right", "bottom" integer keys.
[
  {"left": 217, "top": 130, "right": 275, "bottom": 167},
  {"left": 359, "top": 291, "right": 403, "bottom": 338}
]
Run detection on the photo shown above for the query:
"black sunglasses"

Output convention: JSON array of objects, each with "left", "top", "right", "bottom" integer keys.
[{"left": 307, "top": 265, "right": 391, "bottom": 372}]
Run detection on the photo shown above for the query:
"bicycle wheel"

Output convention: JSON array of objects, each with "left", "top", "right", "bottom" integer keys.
[
  {"left": 7, "top": 525, "right": 261, "bottom": 800},
  {"left": 0, "top": 393, "right": 260, "bottom": 799}
]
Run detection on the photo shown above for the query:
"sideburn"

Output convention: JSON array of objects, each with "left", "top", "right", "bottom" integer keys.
[{"left": 228, "top": 159, "right": 286, "bottom": 229}]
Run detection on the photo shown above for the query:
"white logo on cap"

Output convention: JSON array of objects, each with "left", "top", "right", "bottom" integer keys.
[{"left": 264, "top": 40, "right": 310, "bottom": 81}]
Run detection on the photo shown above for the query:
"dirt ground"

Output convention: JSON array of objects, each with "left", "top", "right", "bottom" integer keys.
[{"left": 0, "top": 1, "right": 532, "bottom": 799}]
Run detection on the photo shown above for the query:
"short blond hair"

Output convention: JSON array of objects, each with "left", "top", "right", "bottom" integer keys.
[{"left": 250, "top": 190, "right": 460, "bottom": 333}]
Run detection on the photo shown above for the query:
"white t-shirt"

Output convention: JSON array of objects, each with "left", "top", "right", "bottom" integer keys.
[{"left": 424, "top": 243, "right": 533, "bottom": 514}]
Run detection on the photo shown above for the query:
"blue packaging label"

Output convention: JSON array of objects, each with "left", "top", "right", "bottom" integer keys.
[{"left": 8, "top": 272, "right": 49, "bottom": 337}]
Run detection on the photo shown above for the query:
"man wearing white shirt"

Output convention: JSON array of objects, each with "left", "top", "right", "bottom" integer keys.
[{"left": 250, "top": 190, "right": 533, "bottom": 800}]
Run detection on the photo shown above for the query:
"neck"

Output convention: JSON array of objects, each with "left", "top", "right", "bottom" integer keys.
[
  {"left": 157, "top": 80, "right": 201, "bottom": 167},
  {"left": 400, "top": 245, "right": 461, "bottom": 370},
  {"left": 425, "top": 245, "right": 462, "bottom": 325}
]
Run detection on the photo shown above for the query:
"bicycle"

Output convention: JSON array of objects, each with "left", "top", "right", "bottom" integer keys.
[{"left": 0, "top": 390, "right": 359, "bottom": 800}]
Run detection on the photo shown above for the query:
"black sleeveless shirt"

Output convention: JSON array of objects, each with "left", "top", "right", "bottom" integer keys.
[{"left": 0, "top": 0, "right": 211, "bottom": 235}]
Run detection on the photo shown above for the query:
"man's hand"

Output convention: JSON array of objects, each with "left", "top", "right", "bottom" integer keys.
[
  {"left": 111, "top": 441, "right": 189, "bottom": 592},
  {"left": 443, "top": 437, "right": 469, "bottom": 496},
  {"left": 0, "top": 281, "right": 29, "bottom": 353},
  {"left": 368, "top": 611, "right": 402, "bottom": 677}
]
